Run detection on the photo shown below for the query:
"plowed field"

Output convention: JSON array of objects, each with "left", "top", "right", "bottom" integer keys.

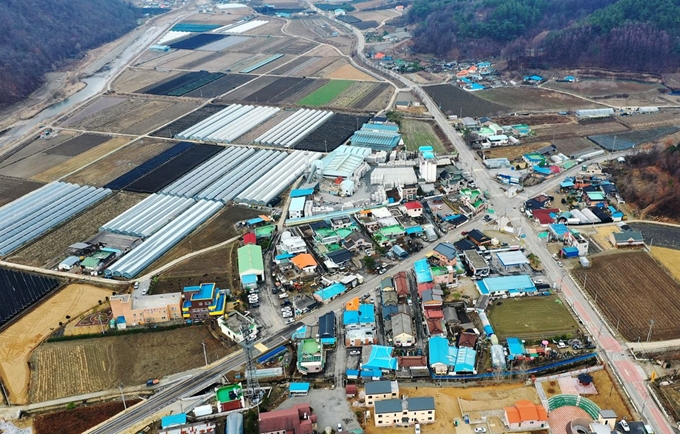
[{"left": 572, "top": 252, "right": 680, "bottom": 341}]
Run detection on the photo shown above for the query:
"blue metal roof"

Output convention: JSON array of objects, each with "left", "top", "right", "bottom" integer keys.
[
  {"left": 507, "top": 337, "right": 525, "bottom": 360},
  {"left": 414, "top": 259, "right": 433, "bottom": 283},
  {"left": 290, "top": 188, "right": 314, "bottom": 197},
  {"left": 428, "top": 336, "right": 454, "bottom": 366},
  {"left": 241, "top": 274, "right": 258, "bottom": 284},
  {"left": 455, "top": 347, "right": 477, "bottom": 372},
  {"left": 533, "top": 166, "right": 551, "bottom": 175},
  {"left": 289, "top": 382, "right": 310, "bottom": 393},
  {"left": 161, "top": 413, "right": 187, "bottom": 428},
  {"left": 275, "top": 253, "right": 295, "bottom": 260},
  {"left": 549, "top": 223, "right": 569, "bottom": 237},
  {"left": 247, "top": 217, "right": 264, "bottom": 225},
  {"left": 361, "top": 123, "right": 399, "bottom": 132},
  {"left": 314, "top": 282, "right": 346, "bottom": 301},
  {"left": 363, "top": 345, "right": 398, "bottom": 370},
  {"left": 257, "top": 345, "right": 287, "bottom": 364},
  {"left": 405, "top": 225, "right": 423, "bottom": 234},
  {"left": 433, "top": 242, "right": 457, "bottom": 260},
  {"left": 343, "top": 304, "right": 375, "bottom": 325},
  {"left": 477, "top": 275, "right": 536, "bottom": 295}
]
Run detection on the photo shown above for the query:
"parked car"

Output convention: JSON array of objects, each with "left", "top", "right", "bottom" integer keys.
[
  {"left": 134, "top": 282, "right": 140, "bottom": 289},
  {"left": 461, "top": 231, "right": 469, "bottom": 235},
  {"left": 415, "top": 423, "right": 421, "bottom": 434},
  {"left": 285, "top": 318, "right": 294, "bottom": 325},
  {"left": 349, "top": 350, "right": 361, "bottom": 355},
  {"left": 620, "top": 420, "right": 630, "bottom": 432},
  {"left": 474, "top": 428, "right": 487, "bottom": 433},
  {"left": 533, "top": 279, "right": 544, "bottom": 284},
  {"left": 338, "top": 423, "right": 343, "bottom": 432},
  {"left": 557, "top": 341, "right": 567, "bottom": 349},
  {"left": 557, "top": 261, "right": 563, "bottom": 267}
]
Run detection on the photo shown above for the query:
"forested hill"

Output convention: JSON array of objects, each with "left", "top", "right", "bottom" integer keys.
[
  {"left": 0, "top": 0, "right": 138, "bottom": 108},
  {"left": 407, "top": 0, "right": 680, "bottom": 72}
]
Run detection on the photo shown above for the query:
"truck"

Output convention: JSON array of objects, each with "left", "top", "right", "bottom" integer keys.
[{"left": 146, "top": 378, "right": 160, "bottom": 387}]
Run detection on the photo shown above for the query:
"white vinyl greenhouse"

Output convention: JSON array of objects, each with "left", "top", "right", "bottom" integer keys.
[
  {"left": 176, "top": 105, "right": 279, "bottom": 143},
  {"left": 254, "top": 109, "right": 332, "bottom": 148},
  {"left": 100, "top": 194, "right": 196, "bottom": 238}
]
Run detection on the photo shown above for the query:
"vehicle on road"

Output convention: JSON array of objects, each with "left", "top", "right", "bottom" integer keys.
[
  {"left": 338, "top": 423, "right": 343, "bottom": 432},
  {"left": 557, "top": 261, "right": 563, "bottom": 267},
  {"left": 134, "top": 282, "right": 139, "bottom": 289},
  {"left": 474, "top": 427, "right": 487, "bottom": 433},
  {"left": 146, "top": 378, "right": 159, "bottom": 387},
  {"left": 142, "top": 288, "right": 148, "bottom": 295}
]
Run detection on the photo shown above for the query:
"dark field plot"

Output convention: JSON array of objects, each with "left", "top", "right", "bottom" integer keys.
[
  {"left": 168, "top": 33, "right": 226, "bottom": 50},
  {"left": 271, "top": 56, "right": 311, "bottom": 75},
  {"left": 124, "top": 144, "right": 222, "bottom": 193},
  {"left": 44, "top": 134, "right": 110, "bottom": 157},
  {"left": 588, "top": 126, "right": 680, "bottom": 151},
  {"left": 0, "top": 268, "right": 61, "bottom": 329},
  {"left": 628, "top": 223, "right": 680, "bottom": 250},
  {"left": 354, "top": 20, "right": 379, "bottom": 30},
  {"left": 140, "top": 71, "right": 225, "bottom": 96},
  {"left": 295, "top": 113, "right": 370, "bottom": 152},
  {"left": 423, "top": 84, "right": 508, "bottom": 117},
  {"left": 151, "top": 104, "right": 228, "bottom": 138},
  {"left": 337, "top": 15, "right": 361, "bottom": 24},
  {"left": 183, "top": 73, "right": 256, "bottom": 98},
  {"left": 104, "top": 142, "right": 194, "bottom": 190},
  {"left": 0, "top": 176, "right": 44, "bottom": 207},
  {"left": 269, "top": 78, "right": 319, "bottom": 103},
  {"left": 243, "top": 77, "right": 306, "bottom": 103}
]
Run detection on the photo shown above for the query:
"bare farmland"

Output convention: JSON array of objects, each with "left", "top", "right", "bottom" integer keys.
[
  {"left": 0, "top": 176, "right": 44, "bottom": 207},
  {"left": 572, "top": 251, "right": 680, "bottom": 341}
]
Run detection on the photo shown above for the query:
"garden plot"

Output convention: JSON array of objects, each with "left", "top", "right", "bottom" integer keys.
[
  {"left": 0, "top": 131, "right": 77, "bottom": 176},
  {"left": 293, "top": 56, "right": 341, "bottom": 77},
  {"left": 0, "top": 283, "right": 111, "bottom": 405},
  {"left": 136, "top": 49, "right": 198, "bottom": 68},
  {"left": 138, "top": 71, "right": 225, "bottom": 96},
  {"left": 247, "top": 54, "right": 296, "bottom": 74},
  {"left": 295, "top": 113, "right": 371, "bottom": 152},
  {"left": 271, "top": 56, "right": 320, "bottom": 75},
  {"left": 326, "top": 63, "right": 376, "bottom": 81},
  {"left": 315, "top": 58, "right": 349, "bottom": 78},
  {"left": 401, "top": 120, "right": 446, "bottom": 153},
  {"left": 217, "top": 76, "right": 279, "bottom": 102},
  {"left": 188, "top": 52, "right": 252, "bottom": 72},
  {"left": 572, "top": 251, "right": 680, "bottom": 341},
  {"left": 154, "top": 50, "right": 220, "bottom": 71},
  {"left": 352, "top": 83, "right": 393, "bottom": 111},
  {"left": 29, "top": 326, "right": 230, "bottom": 403},
  {"left": 276, "top": 78, "right": 330, "bottom": 104},
  {"left": 168, "top": 33, "right": 227, "bottom": 50},
  {"left": 325, "top": 81, "right": 378, "bottom": 108},
  {"left": 530, "top": 119, "right": 629, "bottom": 141},
  {"left": 65, "top": 139, "right": 177, "bottom": 187},
  {"left": 243, "top": 77, "right": 306, "bottom": 102},
  {"left": 298, "top": 80, "right": 355, "bottom": 107},
  {"left": 488, "top": 295, "right": 580, "bottom": 339},
  {"left": 588, "top": 126, "right": 680, "bottom": 151},
  {"left": 620, "top": 110, "right": 680, "bottom": 129},
  {"left": 61, "top": 97, "right": 126, "bottom": 126},
  {"left": 32, "top": 137, "right": 131, "bottom": 182}
]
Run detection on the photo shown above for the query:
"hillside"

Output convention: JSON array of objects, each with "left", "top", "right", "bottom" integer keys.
[
  {"left": 606, "top": 144, "right": 680, "bottom": 222},
  {"left": 407, "top": 0, "right": 680, "bottom": 73},
  {"left": 0, "top": 0, "right": 139, "bottom": 108}
]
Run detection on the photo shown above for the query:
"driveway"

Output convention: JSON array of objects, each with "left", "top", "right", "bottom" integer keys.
[{"left": 274, "top": 388, "right": 361, "bottom": 432}]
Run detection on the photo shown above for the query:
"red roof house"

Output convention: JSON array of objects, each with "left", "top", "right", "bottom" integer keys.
[
  {"left": 504, "top": 400, "right": 548, "bottom": 430},
  {"left": 259, "top": 403, "right": 317, "bottom": 434},
  {"left": 243, "top": 232, "right": 257, "bottom": 245}
]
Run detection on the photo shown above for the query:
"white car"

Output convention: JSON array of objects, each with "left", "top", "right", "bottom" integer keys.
[
  {"left": 557, "top": 261, "right": 563, "bottom": 267},
  {"left": 474, "top": 428, "right": 487, "bottom": 433},
  {"left": 533, "top": 279, "right": 544, "bottom": 284},
  {"left": 133, "top": 281, "right": 140, "bottom": 289},
  {"left": 285, "top": 318, "right": 294, "bottom": 325},
  {"left": 415, "top": 423, "right": 421, "bottom": 434},
  {"left": 337, "top": 423, "right": 343, "bottom": 432},
  {"left": 620, "top": 420, "right": 630, "bottom": 432}
]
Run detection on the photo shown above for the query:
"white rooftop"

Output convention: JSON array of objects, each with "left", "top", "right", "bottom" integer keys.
[{"left": 133, "top": 293, "right": 182, "bottom": 310}]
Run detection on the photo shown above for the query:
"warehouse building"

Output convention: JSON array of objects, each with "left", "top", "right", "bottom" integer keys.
[
  {"left": 110, "top": 293, "right": 182, "bottom": 327},
  {"left": 238, "top": 244, "right": 264, "bottom": 288},
  {"left": 476, "top": 275, "right": 536, "bottom": 296},
  {"left": 371, "top": 167, "right": 418, "bottom": 189}
]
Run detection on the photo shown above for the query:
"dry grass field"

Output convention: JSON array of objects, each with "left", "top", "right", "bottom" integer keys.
[
  {"left": 589, "top": 224, "right": 620, "bottom": 251},
  {"left": 650, "top": 246, "right": 680, "bottom": 282},
  {"left": 31, "top": 137, "right": 131, "bottom": 182},
  {"left": 9, "top": 192, "right": 145, "bottom": 267},
  {"left": 0, "top": 131, "right": 79, "bottom": 179},
  {"left": 0, "top": 284, "right": 113, "bottom": 404},
  {"left": 326, "top": 64, "right": 376, "bottom": 81},
  {"left": 29, "top": 325, "right": 231, "bottom": 402},
  {"left": 65, "top": 138, "right": 177, "bottom": 187},
  {"left": 484, "top": 142, "right": 552, "bottom": 161},
  {"left": 478, "top": 87, "right": 601, "bottom": 111},
  {"left": 0, "top": 176, "right": 44, "bottom": 207}
]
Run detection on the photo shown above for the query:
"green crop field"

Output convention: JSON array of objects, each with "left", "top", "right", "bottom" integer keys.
[
  {"left": 401, "top": 120, "right": 446, "bottom": 153},
  {"left": 298, "top": 80, "right": 354, "bottom": 106},
  {"left": 487, "top": 295, "right": 580, "bottom": 339}
]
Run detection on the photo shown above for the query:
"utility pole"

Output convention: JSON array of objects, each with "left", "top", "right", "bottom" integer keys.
[
  {"left": 202, "top": 341, "right": 208, "bottom": 366},
  {"left": 119, "top": 384, "right": 127, "bottom": 409},
  {"left": 647, "top": 319, "right": 654, "bottom": 342}
]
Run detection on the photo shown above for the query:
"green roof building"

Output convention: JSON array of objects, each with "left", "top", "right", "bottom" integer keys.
[{"left": 238, "top": 244, "right": 264, "bottom": 286}]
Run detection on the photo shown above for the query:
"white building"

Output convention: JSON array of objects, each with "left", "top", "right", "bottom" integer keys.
[
  {"left": 289, "top": 197, "right": 306, "bottom": 219},
  {"left": 217, "top": 311, "right": 258, "bottom": 343},
  {"left": 374, "top": 397, "right": 436, "bottom": 427},
  {"left": 419, "top": 159, "right": 437, "bottom": 183},
  {"left": 279, "top": 231, "right": 307, "bottom": 254}
]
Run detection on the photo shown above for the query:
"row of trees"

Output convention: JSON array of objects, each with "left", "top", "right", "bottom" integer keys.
[
  {"left": 0, "top": 0, "right": 139, "bottom": 108},
  {"left": 407, "top": 0, "right": 680, "bottom": 72}
]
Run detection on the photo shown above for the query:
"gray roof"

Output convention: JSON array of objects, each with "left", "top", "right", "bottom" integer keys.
[
  {"left": 391, "top": 312, "right": 413, "bottom": 337},
  {"left": 365, "top": 380, "right": 393, "bottom": 395},
  {"left": 599, "top": 409, "right": 617, "bottom": 418},
  {"left": 612, "top": 231, "right": 643, "bottom": 243},
  {"left": 407, "top": 396, "right": 435, "bottom": 411},
  {"left": 375, "top": 399, "right": 404, "bottom": 414},
  {"left": 443, "top": 306, "right": 460, "bottom": 324},
  {"left": 433, "top": 242, "right": 457, "bottom": 260}
]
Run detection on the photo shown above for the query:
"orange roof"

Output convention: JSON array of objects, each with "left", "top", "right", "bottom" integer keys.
[
  {"left": 468, "top": 65, "right": 478, "bottom": 72},
  {"left": 456, "top": 70, "right": 469, "bottom": 77},
  {"left": 345, "top": 297, "right": 360, "bottom": 311},
  {"left": 505, "top": 401, "right": 548, "bottom": 424},
  {"left": 291, "top": 253, "right": 317, "bottom": 269},
  {"left": 259, "top": 214, "right": 272, "bottom": 221}
]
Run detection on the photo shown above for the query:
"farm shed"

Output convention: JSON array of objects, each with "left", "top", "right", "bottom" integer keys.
[
  {"left": 609, "top": 231, "right": 644, "bottom": 247},
  {"left": 314, "top": 282, "right": 346, "bottom": 302},
  {"left": 350, "top": 124, "right": 402, "bottom": 151},
  {"left": 238, "top": 244, "right": 264, "bottom": 282},
  {"left": 506, "top": 337, "right": 526, "bottom": 360},
  {"left": 100, "top": 194, "right": 195, "bottom": 238},
  {"left": 496, "top": 251, "right": 529, "bottom": 268},
  {"left": 321, "top": 145, "right": 371, "bottom": 179},
  {"left": 255, "top": 109, "right": 333, "bottom": 147},
  {"left": 370, "top": 167, "right": 418, "bottom": 189},
  {"left": 176, "top": 104, "right": 280, "bottom": 143},
  {"left": 476, "top": 275, "right": 537, "bottom": 296},
  {"left": 235, "top": 151, "right": 323, "bottom": 206},
  {"left": 0, "top": 182, "right": 111, "bottom": 255},
  {"left": 575, "top": 108, "right": 614, "bottom": 119},
  {"left": 105, "top": 200, "right": 222, "bottom": 278},
  {"left": 58, "top": 256, "right": 80, "bottom": 270}
]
